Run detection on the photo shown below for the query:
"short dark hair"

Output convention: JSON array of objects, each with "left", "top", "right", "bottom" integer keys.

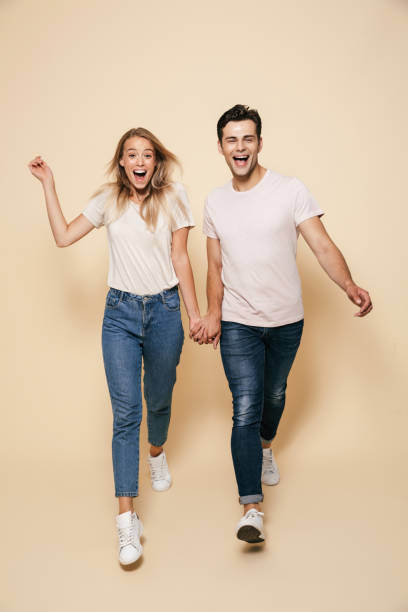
[{"left": 217, "top": 104, "right": 262, "bottom": 142}]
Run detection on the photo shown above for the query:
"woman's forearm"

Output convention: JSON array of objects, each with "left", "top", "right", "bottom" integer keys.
[
  {"left": 172, "top": 253, "right": 201, "bottom": 321},
  {"left": 42, "top": 179, "right": 71, "bottom": 247}
]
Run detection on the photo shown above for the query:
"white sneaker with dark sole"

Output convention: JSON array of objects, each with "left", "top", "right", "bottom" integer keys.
[
  {"left": 147, "top": 451, "right": 172, "bottom": 492},
  {"left": 236, "top": 509, "right": 265, "bottom": 543},
  {"left": 261, "top": 448, "right": 280, "bottom": 486},
  {"left": 116, "top": 511, "right": 143, "bottom": 565}
]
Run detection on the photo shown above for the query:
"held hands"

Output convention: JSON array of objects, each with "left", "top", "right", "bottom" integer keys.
[
  {"left": 345, "top": 281, "right": 373, "bottom": 317},
  {"left": 189, "top": 312, "right": 221, "bottom": 349},
  {"left": 28, "top": 156, "right": 54, "bottom": 186}
]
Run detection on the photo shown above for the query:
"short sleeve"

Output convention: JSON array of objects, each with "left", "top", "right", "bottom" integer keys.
[
  {"left": 171, "top": 183, "right": 195, "bottom": 231},
  {"left": 293, "top": 179, "right": 324, "bottom": 227},
  {"left": 82, "top": 191, "right": 108, "bottom": 228},
  {"left": 202, "top": 198, "right": 218, "bottom": 239}
]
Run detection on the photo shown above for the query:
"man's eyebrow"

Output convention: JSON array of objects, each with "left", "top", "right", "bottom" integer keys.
[{"left": 225, "top": 135, "right": 255, "bottom": 139}]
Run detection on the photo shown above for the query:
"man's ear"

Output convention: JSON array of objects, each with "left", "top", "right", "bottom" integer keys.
[
  {"left": 217, "top": 140, "right": 223, "bottom": 155},
  {"left": 258, "top": 137, "right": 263, "bottom": 153}
]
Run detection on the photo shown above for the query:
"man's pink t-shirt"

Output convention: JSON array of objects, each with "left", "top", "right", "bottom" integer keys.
[{"left": 203, "top": 170, "right": 324, "bottom": 327}]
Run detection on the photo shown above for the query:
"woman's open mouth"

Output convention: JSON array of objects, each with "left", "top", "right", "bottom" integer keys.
[{"left": 133, "top": 169, "right": 147, "bottom": 182}]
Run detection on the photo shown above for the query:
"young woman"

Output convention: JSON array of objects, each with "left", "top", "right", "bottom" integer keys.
[{"left": 28, "top": 127, "right": 203, "bottom": 565}]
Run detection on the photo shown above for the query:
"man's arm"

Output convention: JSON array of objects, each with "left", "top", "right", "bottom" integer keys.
[
  {"left": 298, "top": 216, "right": 372, "bottom": 317},
  {"left": 194, "top": 237, "right": 224, "bottom": 348}
]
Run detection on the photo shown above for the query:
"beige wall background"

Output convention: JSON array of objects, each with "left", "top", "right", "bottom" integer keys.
[{"left": 2, "top": 0, "right": 407, "bottom": 610}]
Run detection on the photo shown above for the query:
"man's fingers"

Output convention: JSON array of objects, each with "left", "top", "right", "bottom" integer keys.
[
  {"left": 355, "top": 303, "right": 373, "bottom": 317},
  {"left": 355, "top": 291, "right": 372, "bottom": 316},
  {"left": 213, "top": 332, "right": 221, "bottom": 349}
]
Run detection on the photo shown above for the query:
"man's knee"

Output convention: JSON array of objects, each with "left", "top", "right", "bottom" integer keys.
[
  {"left": 264, "top": 385, "right": 286, "bottom": 406},
  {"left": 232, "top": 395, "right": 262, "bottom": 428}
]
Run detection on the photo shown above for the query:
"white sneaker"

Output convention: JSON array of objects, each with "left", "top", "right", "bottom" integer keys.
[
  {"left": 261, "top": 448, "right": 280, "bottom": 485},
  {"left": 236, "top": 508, "right": 265, "bottom": 543},
  {"left": 116, "top": 511, "right": 143, "bottom": 565},
  {"left": 147, "top": 451, "right": 172, "bottom": 492}
]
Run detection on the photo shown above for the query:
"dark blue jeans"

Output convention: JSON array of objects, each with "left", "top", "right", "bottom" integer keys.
[
  {"left": 220, "top": 319, "right": 304, "bottom": 504},
  {"left": 102, "top": 286, "right": 184, "bottom": 497}
]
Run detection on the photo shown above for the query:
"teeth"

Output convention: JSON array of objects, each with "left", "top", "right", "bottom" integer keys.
[{"left": 134, "top": 170, "right": 146, "bottom": 176}]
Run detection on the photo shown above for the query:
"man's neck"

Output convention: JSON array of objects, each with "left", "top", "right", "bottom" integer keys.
[{"left": 232, "top": 164, "right": 267, "bottom": 192}]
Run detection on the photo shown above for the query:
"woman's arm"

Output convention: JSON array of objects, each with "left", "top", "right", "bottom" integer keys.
[
  {"left": 196, "top": 237, "right": 223, "bottom": 348},
  {"left": 28, "top": 155, "right": 95, "bottom": 247},
  {"left": 171, "top": 227, "right": 203, "bottom": 336}
]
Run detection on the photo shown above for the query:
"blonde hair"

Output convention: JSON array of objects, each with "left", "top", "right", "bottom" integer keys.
[{"left": 93, "top": 127, "right": 185, "bottom": 231}]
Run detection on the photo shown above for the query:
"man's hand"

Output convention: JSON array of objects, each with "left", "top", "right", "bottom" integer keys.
[
  {"left": 192, "top": 312, "right": 221, "bottom": 349},
  {"left": 345, "top": 282, "right": 373, "bottom": 317}
]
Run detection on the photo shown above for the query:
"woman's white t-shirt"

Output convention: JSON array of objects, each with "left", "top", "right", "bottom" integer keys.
[{"left": 83, "top": 182, "right": 195, "bottom": 296}]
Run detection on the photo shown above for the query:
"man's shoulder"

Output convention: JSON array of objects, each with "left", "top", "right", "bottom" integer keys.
[
  {"left": 267, "top": 169, "right": 300, "bottom": 189},
  {"left": 205, "top": 179, "right": 232, "bottom": 204}
]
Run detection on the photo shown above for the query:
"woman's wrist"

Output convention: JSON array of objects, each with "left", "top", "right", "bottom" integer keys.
[
  {"left": 42, "top": 177, "right": 55, "bottom": 192},
  {"left": 188, "top": 310, "right": 201, "bottom": 321}
]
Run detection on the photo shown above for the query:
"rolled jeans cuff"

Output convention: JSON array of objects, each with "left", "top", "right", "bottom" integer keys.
[
  {"left": 239, "top": 493, "right": 264, "bottom": 505},
  {"left": 115, "top": 491, "right": 139, "bottom": 498}
]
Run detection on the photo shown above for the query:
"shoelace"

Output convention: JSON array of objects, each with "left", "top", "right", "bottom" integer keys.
[
  {"left": 118, "top": 518, "right": 139, "bottom": 548},
  {"left": 246, "top": 509, "right": 264, "bottom": 518},
  {"left": 263, "top": 452, "right": 276, "bottom": 473},
  {"left": 150, "top": 455, "right": 167, "bottom": 480}
]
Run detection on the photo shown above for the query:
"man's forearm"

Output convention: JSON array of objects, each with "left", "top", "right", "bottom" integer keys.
[
  {"left": 207, "top": 265, "right": 224, "bottom": 317},
  {"left": 316, "top": 242, "right": 354, "bottom": 292}
]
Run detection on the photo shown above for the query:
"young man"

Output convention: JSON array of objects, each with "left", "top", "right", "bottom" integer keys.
[{"left": 196, "top": 104, "right": 372, "bottom": 544}]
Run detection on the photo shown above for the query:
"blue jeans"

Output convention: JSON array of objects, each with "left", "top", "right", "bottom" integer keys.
[
  {"left": 102, "top": 286, "right": 184, "bottom": 497},
  {"left": 220, "top": 319, "right": 304, "bottom": 504}
]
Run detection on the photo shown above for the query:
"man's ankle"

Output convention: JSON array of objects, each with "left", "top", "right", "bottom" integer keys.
[{"left": 243, "top": 502, "right": 260, "bottom": 514}]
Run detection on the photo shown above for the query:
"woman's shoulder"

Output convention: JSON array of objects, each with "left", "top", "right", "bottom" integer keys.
[
  {"left": 169, "top": 181, "right": 186, "bottom": 194},
  {"left": 168, "top": 181, "right": 190, "bottom": 205},
  {"left": 89, "top": 184, "right": 116, "bottom": 206}
]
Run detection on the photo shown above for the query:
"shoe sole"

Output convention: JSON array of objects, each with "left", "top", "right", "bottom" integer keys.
[
  {"left": 261, "top": 477, "right": 280, "bottom": 486},
  {"left": 236, "top": 525, "right": 264, "bottom": 544},
  {"left": 152, "top": 480, "right": 172, "bottom": 492},
  {"left": 119, "top": 546, "right": 143, "bottom": 565}
]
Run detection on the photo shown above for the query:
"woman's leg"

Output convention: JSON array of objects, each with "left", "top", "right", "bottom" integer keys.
[
  {"left": 142, "top": 292, "right": 184, "bottom": 453},
  {"left": 102, "top": 293, "right": 144, "bottom": 509}
]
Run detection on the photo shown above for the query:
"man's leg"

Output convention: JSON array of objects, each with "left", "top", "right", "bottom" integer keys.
[
  {"left": 260, "top": 319, "right": 304, "bottom": 447},
  {"left": 220, "top": 321, "right": 265, "bottom": 507}
]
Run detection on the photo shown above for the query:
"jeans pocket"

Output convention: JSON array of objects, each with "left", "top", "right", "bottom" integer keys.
[
  {"left": 105, "top": 289, "right": 123, "bottom": 310},
  {"left": 161, "top": 290, "right": 180, "bottom": 311}
]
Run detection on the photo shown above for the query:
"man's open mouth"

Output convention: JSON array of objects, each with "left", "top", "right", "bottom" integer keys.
[{"left": 233, "top": 155, "right": 249, "bottom": 167}]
